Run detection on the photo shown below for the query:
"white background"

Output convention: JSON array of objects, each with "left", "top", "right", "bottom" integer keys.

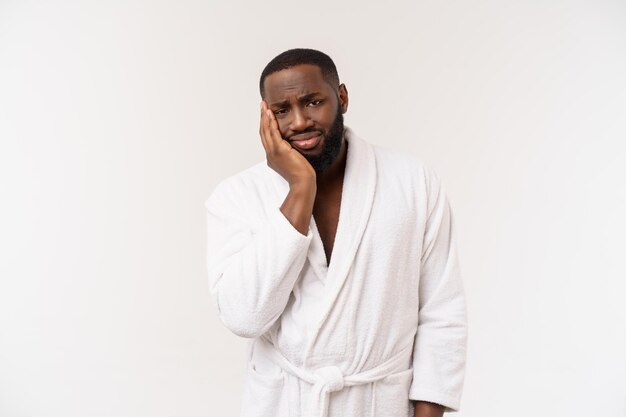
[{"left": 1, "top": 1, "right": 625, "bottom": 416}]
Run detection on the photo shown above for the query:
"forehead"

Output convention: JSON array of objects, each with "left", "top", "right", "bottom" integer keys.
[{"left": 263, "top": 64, "right": 332, "bottom": 101}]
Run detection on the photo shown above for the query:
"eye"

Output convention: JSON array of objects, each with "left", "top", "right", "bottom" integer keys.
[
  {"left": 273, "top": 108, "right": 287, "bottom": 116},
  {"left": 306, "top": 99, "right": 323, "bottom": 107}
]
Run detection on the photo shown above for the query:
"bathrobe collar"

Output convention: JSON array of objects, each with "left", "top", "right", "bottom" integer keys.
[{"left": 268, "top": 125, "right": 378, "bottom": 336}]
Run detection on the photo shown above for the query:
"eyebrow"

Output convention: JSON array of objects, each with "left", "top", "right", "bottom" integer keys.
[{"left": 270, "top": 92, "right": 323, "bottom": 108}]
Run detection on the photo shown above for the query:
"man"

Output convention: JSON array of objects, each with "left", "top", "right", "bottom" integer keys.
[{"left": 205, "top": 48, "right": 467, "bottom": 417}]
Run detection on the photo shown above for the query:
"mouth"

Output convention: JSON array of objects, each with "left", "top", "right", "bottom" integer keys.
[{"left": 289, "top": 132, "right": 322, "bottom": 150}]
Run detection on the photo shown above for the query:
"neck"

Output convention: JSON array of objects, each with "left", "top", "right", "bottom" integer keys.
[{"left": 315, "top": 135, "right": 348, "bottom": 190}]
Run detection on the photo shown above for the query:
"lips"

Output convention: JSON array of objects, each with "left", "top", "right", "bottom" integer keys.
[
  {"left": 290, "top": 131, "right": 321, "bottom": 141},
  {"left": 289, "top": 131, "right": 322, "bottom": 150}
]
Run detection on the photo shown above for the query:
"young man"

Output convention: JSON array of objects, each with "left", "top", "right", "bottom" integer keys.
[{"left": 205, "top": 48, "right": 467, "bottom": 417}]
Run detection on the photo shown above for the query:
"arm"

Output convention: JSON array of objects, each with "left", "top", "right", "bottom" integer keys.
[
  {"left": 413, "top": 400, "right": 445, "bottom": 417},
  {"left": 205, "top": 179, "right": 313, "bottom": 338},
  {"left": 280, "top": 179, "right": 316, "bottom": 235},
  {"left": 204, "top": 102, "right": 317, "bottom": 338},
  {"left": 408, "top": 166, "right": 468, "bottom": 413},
  {"left": 260, "top": 100, "right": 318, "bottom": 235}
]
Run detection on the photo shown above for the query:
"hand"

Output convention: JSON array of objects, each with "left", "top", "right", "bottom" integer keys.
[{"left": 259, "top": 101, "right": 316, "bottom": 186}]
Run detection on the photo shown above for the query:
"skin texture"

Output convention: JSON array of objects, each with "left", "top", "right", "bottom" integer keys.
[
  {"left": 258, "top": 63, "right": 445, "bottom": 417},
  {"left": 413, "top": 401, "right": 445, "bottom": 417}
]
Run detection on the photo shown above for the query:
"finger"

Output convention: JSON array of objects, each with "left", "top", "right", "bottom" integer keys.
[
  {"left": 267, "top": 110, "right": 292, "bottom": 153},
  {"left": 266, "top": 108, "right": 285, "bottom": 148},
  {"left": 262, "top": 104, "right": 276, "bottom": 153},
  {"left": 259, "top": 102, "right": 267, "bottom": 149},
  {"left": 259, "top": 101, "right": 272, "bottom": 153},
  {"left": 263, "top": 107, "right": 281, "bottom": 153}
]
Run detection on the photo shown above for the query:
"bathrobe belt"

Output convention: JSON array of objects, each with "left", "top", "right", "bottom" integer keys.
[{"left": 257, "top": 336, "right": 413, "bottom": 417}]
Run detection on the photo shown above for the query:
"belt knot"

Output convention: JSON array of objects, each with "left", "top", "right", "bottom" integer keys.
[{"left": 313, "top": 366, "right": 345, "bottom": 393}]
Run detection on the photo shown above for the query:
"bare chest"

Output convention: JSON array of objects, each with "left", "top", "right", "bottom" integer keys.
[{"left": 312, "top": 188, "right": 342, "bottom": 266}]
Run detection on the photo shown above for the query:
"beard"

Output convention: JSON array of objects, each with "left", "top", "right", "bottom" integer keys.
[{"left": 301, "top": 105, "right": 344, "bottom": 174}]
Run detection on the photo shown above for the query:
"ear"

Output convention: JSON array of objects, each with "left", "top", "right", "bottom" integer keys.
[{"left": 337, "top": 83, "right": 349, "bottom": 114}]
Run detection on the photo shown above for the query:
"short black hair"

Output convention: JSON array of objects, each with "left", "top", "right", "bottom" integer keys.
[{"left": 259, "top": 48, "right": 340, "bottom": 97}]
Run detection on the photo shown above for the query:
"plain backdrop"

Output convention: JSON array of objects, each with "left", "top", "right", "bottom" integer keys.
[{"left": 1, "top": 1, "right": 625, "bottom": 416}]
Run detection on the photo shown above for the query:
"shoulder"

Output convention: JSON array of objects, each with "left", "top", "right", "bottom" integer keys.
[
  {"left": 204, "top": 161, "right": 272, "bottom": 210},
  {"left": 373, "top": 144, "right": 421, "bottom": 170},
  {"left": 346, "top": 126, "right": 443, "bottom": 196},
  {"left": 370, "top": 143, "right": 440, "bottom": 184},
  {"left": 366, "top": 142, "right": 447, "bottom": 211}
]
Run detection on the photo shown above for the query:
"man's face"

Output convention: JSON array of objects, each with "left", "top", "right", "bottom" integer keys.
[{"left": 262, "top": 64, "right": 348, "bottom": 173}]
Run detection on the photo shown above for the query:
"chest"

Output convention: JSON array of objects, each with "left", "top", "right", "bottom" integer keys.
[{"left": 312, "top": 187, "right": 342, "bottom": 266}]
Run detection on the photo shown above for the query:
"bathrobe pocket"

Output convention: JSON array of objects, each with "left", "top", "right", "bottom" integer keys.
[
  {"left": 372, "top": 368, "right": 414, "bottom": 417},
  {"left": 240, "top": 360, "right": 287, "bottom": 417}
]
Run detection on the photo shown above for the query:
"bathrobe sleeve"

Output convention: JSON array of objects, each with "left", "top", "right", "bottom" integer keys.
[
  {"left": 204, "top": 178, "right": 313, "bottom": 339},
  {"left": 408, "top": 166, "right": 468, "bottom": 412}
]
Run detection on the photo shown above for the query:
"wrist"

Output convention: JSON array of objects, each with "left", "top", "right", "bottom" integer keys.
[{"left": 289, "top": 177, "right": 317, "bottom": 194}]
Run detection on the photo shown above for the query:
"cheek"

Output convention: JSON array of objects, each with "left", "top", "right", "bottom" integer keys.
[
  {"left": 276, "top": 119, "right": 288, "bottom": 135},
  {"left": 319, "top": 104, "right": 338, "bottom": 121},
  {"left": 306, "top": 108, "right": 328, "bottom": 125},
  {"left": 320, "top": 112, "right": 336, "bottom": 128}
]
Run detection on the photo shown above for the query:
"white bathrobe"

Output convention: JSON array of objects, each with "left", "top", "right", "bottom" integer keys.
[{"left": 204, "top": 126, "right": 467, "bottom": 417}]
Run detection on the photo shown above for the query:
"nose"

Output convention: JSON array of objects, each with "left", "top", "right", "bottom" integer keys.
[{"left": 289, "top": 106, "right": 313, "bottom": 132}]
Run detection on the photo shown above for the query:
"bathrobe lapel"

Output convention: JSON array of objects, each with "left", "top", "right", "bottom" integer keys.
[{"left": 269, "top": 126, "right": 378, "bottom": 344}]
